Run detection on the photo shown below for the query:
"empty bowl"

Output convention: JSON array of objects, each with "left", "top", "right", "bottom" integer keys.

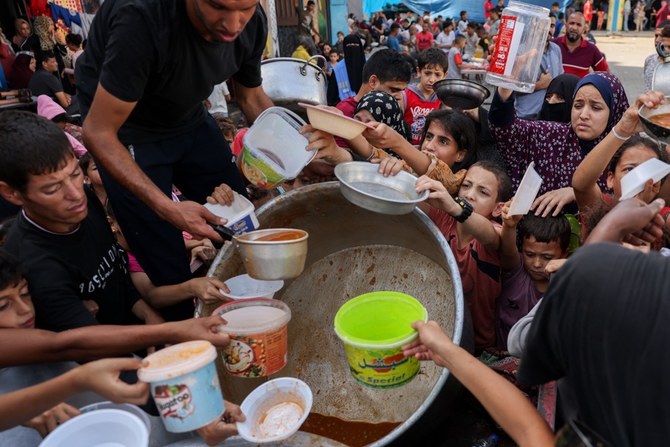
[
  {"left": 639, "top": 97, "right": 670, "bottom": 145},
  {"left": 334, "top": 161, "right": 428, "bottom": 215},
  {"left": 39, "top": 409, "right": 149, "bottom": 447},
  {"left": 79, "top": 402, "right": 151, "bottom": 432},
  {"left": 237, "top": 377, "right": 313, "bottom": 443},
  {"left": 432, "top": 78, "right": 491, "bottom": 110},
  {"left": 299, "top": 102, "right": 372, "bottom": 140},
  {"left": 221, "top": 274, "right": 284, "bottom": 300}
]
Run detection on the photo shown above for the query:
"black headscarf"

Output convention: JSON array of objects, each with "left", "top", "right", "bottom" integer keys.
[
  {"left": 355, "top": 91, "right": 410, "bottom": 141},
  {"left": 343, "top": 34, "right": 365, "bottom": 95},
  {"left": 355, "top": 91, "right": 409, "bottom": 158},
  {"left": 538, "top": 73, "right": 580, "bottom": 123}
]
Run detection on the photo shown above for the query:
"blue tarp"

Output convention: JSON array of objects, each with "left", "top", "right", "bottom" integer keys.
[{"left": 362, "top": 0, "right": 571, "bottom": 23}]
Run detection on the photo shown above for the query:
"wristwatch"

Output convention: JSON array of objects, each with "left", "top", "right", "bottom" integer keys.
[{"left": 453, "top": 197, "right": 473, "bottom": 223}]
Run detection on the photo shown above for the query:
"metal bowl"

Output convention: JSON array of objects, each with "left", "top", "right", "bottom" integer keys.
[
  {"left": 639, "top": 97, "right": 670, "bottom": 145},
  {"left": 433, "top": 78, "right": 491, "bottom": 110},
  {"left": 334, "top": 161, "right": 428, "bottom": 215},
  {"left": 234, "top": 229, "right": 308, "bottom": 280}
]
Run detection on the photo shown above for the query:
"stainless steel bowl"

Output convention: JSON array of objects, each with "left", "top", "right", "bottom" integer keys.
[
  {"left": 234, "top": 229, "right": 309, "bottom": 280},
  {"left": 639, "top": 97, "right": 670, "bottom": 145},
  {"left": 334, "top": 162, "right": 428, "bottom": 215},
  {"left": 433, "top": 78, "right": 491, "bottom": 110}
]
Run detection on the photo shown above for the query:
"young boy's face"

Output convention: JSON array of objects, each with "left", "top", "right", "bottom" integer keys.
[
  {"left": 376, "top": 79, "right": 407, "bottom": 102},
  {"left": 457, "top": 166, "right": 502, "bottom": 218},
  {"left": 417, "top": 64, "right": 445, "bottom": 92},
  {"left": 329, "top": 52, "right": 339, "bottom": 64},
  {"left": 0, "top": 279, "right": 35, "bottom": 329},
  {"left": 521, "top": 237, "right": 565, "bottom": 283},
  {"left": 0, "top": 155, "right": 87, "bottom": 234}
]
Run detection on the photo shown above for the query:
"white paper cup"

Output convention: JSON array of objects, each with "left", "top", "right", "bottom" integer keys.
[{"left": 39, "top": 409, "right": 148, "bottom": 447}]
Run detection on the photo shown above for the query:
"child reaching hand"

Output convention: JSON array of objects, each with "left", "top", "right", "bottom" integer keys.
[
  {"left": 106, "top": 184, "right": 236, "bottom": 314},
  {"left": 304, "top": 106, "right": 478, "bottom": 196},
  {"left": 402, "top": 320, "right": 554, "bottom": 447},
  {"left": 497, "top": 205, "right": 570, "bottom": 351},
  {"left": 416, "top": 161, "right": 512, "bottom": 351}
]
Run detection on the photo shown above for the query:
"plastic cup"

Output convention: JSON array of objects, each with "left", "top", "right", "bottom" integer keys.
[
  {"left": 220, "top": 274, "right": 284, "bottom": 300},
  {"left": 239, "top": 107, "right": 315, "bottom": 189},
  {"left": 334, "top": 291, "right": 428, "bottom": 389},
  {"left": 203, "top": 192, "right": 259, "bottom": 235},
  {"left": 138, "top": 341, "right": 224, "bottom": 433},
  {"left": 214, "top": 299, "right": 292, "bottom": 378},
  {"left": 236, "top": 377, "right": 313, "bottom": 443},
  {"left": 39, "top": 409, "right": 148, "bottom": 447},
  {"left": 79, "top": 402, "right": 151, "bottom": 433},
  {"left": 619, "top": 157, "right": 670, "bottom": 200},
  {"left": 509, "top": 161, "right": 543, "bottom": 216}
]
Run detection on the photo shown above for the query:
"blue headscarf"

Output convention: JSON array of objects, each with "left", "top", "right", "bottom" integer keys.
[{"left": 572, "top": 72, "right": 629, "bottom": 153}]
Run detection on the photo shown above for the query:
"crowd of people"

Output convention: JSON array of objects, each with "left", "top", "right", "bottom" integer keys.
[{"left": 0, "top": 0, "right": 669, "bottom": 446}]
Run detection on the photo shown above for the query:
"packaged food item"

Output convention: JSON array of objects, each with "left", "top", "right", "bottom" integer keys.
[{"left": 138, "top": 341, "right": 224, "bottom": 432}]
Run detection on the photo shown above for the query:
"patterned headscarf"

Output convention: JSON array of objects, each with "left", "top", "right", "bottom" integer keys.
[
  {"left": 33, "top": 16, "right": 55, "bottom": 51},
  {"left": 572, "top": 71, "right": 629, "bottom": 153},
  {"left": 355, "top": 91, "right": 410, "bottom": 142}
]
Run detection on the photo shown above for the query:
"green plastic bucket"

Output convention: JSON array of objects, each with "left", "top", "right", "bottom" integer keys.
[{"left": 334, "top": 291, "right": 428, "bottom": 389}]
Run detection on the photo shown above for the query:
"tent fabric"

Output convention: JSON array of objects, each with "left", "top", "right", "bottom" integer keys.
[{"left": 362, "top": 0, "right": 570, "bottom": 24}]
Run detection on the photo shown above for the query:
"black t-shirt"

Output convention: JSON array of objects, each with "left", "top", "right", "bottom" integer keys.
[
  {"left": 518, "top": 243, "right": 670, "bottom": 446},
  {"left": 28, "top": 69, "right": 64, "bottom": 101},
  {"left": 3, "top": 189, "right": 140, "bottom": 331},
  {"left": 76, "top": 0, "right": 267, "bottom": 145}
]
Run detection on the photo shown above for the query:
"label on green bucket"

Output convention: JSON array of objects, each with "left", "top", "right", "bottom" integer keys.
[
  {"left": 344, "top": 344, "right": 420, "bottom": 388},
  {"left": 240, "top": 146, "right": 285, "bottom": 189}
]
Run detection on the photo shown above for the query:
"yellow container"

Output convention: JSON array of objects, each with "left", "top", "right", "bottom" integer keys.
[{"left": 334, "top": 292, "right": 428, "bottom": 389}]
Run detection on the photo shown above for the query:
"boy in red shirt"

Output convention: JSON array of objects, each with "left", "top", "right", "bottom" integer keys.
[
  {"left": 416, "top": 22, "right": 435, "bottom": 51},
  {"left": 400, "top": 48, "right": 447, "bottom": 145}
]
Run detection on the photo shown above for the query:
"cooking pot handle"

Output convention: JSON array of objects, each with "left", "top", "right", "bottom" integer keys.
[{"left": 301, "top": 55, "right": 328, "bottom": 81}]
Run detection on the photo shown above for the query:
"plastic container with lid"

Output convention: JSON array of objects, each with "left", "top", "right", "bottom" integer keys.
[
  {"left": 334, "top": 291, "right": 428, "bottom": 389},
  {"left": 239, "top": 107, "right": 316, "bottom": 189},
  {"left": 486, "top": 1, "right": 551, "bottom": 93},
  {"left": 203, "top": 191, "right": 259, "bottom": 235},
  {"left": 138, "top": 340, "right": 224, "bottom": 433},
  {"left": 215, "top": 299, "right": 292, "bottom": 378}
]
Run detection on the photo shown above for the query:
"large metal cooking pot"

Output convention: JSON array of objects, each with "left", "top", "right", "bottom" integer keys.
[
  {"left": 261, "top": 56, "right": 328, "bottom": 114},
  {"left": 200, "top": 182, "right": 471, "bottom": 447}
]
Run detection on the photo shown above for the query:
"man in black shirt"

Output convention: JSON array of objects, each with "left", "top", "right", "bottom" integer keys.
[
  {"left": 77, "top": 0, "right": 274, "bottom": 321},
  {"left": 28, "top": 51, "right": 71, "bottom": 112},
  {"left": 0, "top": 111, "right": 157, "bottom": 331}
]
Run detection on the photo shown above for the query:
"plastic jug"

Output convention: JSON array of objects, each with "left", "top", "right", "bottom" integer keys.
[
  {"left": 239, "top": 107, "right": 316, "bottom": 189},
  {"left": 486, "top": 1, "right": 551, "bottom": 93}
]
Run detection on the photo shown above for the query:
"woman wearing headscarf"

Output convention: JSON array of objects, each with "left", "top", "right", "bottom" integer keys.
[
  {"left": 332, "top": 34, "right": 366, "bottom": 102},
  {"left": 10, "top": 18, "right": 38, "bottom": 54},
  {"left": 7, "top": 53, "right": 35, "bottom": 89},
  {"left": 537, "top": 73, "right": 581, "bottom": 123},
  {"left": 32, "top": 16, "right": 69, "bottom": 91},
  {"left": 488, "top": 72, "right": 629, "bottom": 215}
]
